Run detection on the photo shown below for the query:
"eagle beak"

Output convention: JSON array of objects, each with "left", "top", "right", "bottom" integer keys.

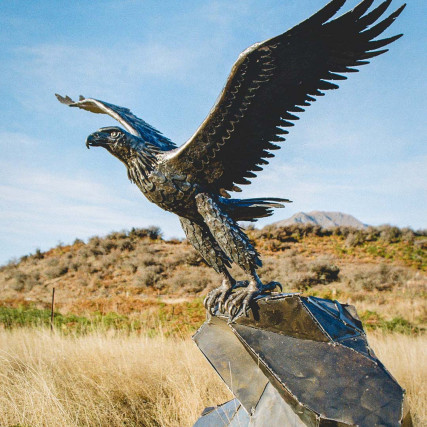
[
  {"left": 85, "top": 134, "right": 94, "bottom": 149},
  {"left": 86, "top": 132, "right": 109, "bottom": 149}
]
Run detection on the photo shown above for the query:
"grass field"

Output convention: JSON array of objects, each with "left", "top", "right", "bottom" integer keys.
[{"left": 0, "top": 328, "right": 425, "bottom": 427}]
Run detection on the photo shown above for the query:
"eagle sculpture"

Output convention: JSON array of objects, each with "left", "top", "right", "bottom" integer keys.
[{"left": 57, "top": 0, "right": 405, "bottom": 319}]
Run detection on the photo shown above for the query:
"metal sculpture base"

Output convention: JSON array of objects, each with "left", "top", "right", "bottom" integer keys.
[{"left": 193, "top": 293, "right": 412, "bottom": 426}]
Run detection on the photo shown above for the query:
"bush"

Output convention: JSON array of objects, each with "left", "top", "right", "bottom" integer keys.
[
  {"left": 309, "top": 260, "right": 340, "bottom": 284},
  {"left": 45, "top": 263, "right": 69, "bottom": 279},
  {"left": 147, "top": 226, "right": 163, "bottom": 240},
  {"left": 347, "top": 263, "right": 409, "bottom": 291},
  {"left": 133, "top": 265, "right": 163, "bottom": 288},
  {"left": 128, "top": 226, "right": 163, "bottom": 240},
  {"left": 135, "top": 252, "right": 158, "bottom": 267},
  {"left": 121, "top": 260, "right": 138, "bottom": 274},
  {"left": 120, "top": 241, "right": 135, "bottom": 251},
  {"left": 33, "top": 248, "right": 44, "bottom": 260},
  {"left": 8, "top": 271, "right": 39, "bottom": 291},
  {"left": 289, "top": 271, "right": 318, "bottom": 291},
  {"left": 172, "top": 268, "right": 216, "bottom": 293},
  {"left": 101, "top": 239, "right": 117, "bottom": 253},
  {"left": 345, "top": 231, "right": 367, "bottom": 247},
  {"left": 185, "top": 250, "right": 206, "bottom": 267}
]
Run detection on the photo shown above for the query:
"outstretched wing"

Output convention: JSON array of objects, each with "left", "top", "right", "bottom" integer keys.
[
  {"left": 56, "top": 95, "right": 176, "bottom": 151},
  {"left": 164, "top": 0, "right": 405, "bottom": 196}
]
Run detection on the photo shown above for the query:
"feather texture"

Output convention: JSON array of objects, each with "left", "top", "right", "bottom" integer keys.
[{"left": 165, "top": 0, "right": 405, "bottom": 193}]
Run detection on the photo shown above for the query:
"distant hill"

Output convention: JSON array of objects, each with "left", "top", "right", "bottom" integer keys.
[{"left": 272, "top": 211, "right": 368, "bottom": 229}]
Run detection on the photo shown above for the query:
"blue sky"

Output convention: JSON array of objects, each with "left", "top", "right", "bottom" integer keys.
[{"left": 0, "top": 0, "right": 425, "bottom": 264}]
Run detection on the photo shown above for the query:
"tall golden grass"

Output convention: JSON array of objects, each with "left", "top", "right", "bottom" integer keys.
[{"left": 0, "top": 329, "right": 424, "bottom": 426}]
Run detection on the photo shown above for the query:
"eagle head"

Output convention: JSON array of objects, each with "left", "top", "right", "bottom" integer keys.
[{"left": 86, "top": 126, "right": 142, "bottom": 165}]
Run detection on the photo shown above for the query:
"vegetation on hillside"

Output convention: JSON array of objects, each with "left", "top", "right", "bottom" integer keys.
[{"left": 0, "top": 224, "right": 425, "bottom": 332}]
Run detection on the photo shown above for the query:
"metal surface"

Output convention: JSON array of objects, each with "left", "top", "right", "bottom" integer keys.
[
  {"left": 56, "top": 0, "right": 405, "bottom": 317},
  {"left": 193, "top": 316, "right": 269, "bottom": 413},
  {"left": 230, "top": 294, "right": 330, "bottom": 342},
  {"left": 193, "top": 294, "right": 412, "bottom": 426},
  {"left": 249, "top": 383, "right": 307, "bottom": 427},
  {"left": 193, "top": 399, "right": 244, "bottom": 427},
  {"left": 233, "top": 324, "right": 404, "bottom": 426}
]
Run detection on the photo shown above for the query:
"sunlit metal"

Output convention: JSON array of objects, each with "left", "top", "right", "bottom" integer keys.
[
  {"left": 56, "top": 0, "right": 405, "bottom": 317},
  {"left": 193, "top": 294, "right": 412, "bottom": 426}
]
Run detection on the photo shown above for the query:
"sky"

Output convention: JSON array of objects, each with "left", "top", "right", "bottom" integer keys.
[{"left": 0, "top": 0, "right": 425, "bottom": 265}]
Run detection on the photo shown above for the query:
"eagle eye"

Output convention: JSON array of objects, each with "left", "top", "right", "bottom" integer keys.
[{"left": 110, "top": 131, "right": 120, "bottom": 138}]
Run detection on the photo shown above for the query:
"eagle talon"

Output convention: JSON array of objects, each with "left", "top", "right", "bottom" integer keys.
[
  {"left": 224, "top": 280, "right": 283, "bottom": 321},
  {"left": 204, "top": 280, "right": 235, "bottom": 314},
  {"left": 231, "top": 280, "right": 250, "bottom": 290}
]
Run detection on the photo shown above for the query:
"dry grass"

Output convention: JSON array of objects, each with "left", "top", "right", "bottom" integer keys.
[
  {"left": 0, "top": 328, "right": 231, "bottom": 427},
  {"left": 369, "top": 332, "right": 427, "bottom": 426},
  {"left": 0, "top": 329, "right": 424, "bottom": 426}
]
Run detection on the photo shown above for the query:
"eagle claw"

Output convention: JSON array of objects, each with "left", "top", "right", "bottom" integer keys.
[
  {"left": 225, "top": 281, "right": 282, "bottom": 322},
  {"left": 204, "top": 280, "right": 250, "bottom": 315}
]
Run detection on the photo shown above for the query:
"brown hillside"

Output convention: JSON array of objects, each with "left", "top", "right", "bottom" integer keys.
[{"left": 0, "top": 224, "right": 426, "bottom": 330}]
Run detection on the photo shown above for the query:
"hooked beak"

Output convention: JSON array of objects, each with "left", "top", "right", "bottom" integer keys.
[{"left": 85, "top": 132, "right": 109, "bottom": 149}]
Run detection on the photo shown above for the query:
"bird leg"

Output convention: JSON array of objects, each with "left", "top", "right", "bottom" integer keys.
[
  {"left": 204, "top": 271, "right": 249, "bottom": 315},
  {"left": 224, "top": 269, "right": 282, "bottom": 320}
]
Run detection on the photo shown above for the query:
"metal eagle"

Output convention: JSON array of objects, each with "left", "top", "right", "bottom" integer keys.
[{"left": 57, "top": 0, "right": 405, "bottom": 319}]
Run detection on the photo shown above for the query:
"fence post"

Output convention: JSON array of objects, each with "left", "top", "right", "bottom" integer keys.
[{"left": 50, "top": 287, "right": 55, "bottom": 331}]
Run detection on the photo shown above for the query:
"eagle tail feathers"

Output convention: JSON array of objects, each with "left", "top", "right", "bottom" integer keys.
[{"left": 220, "top": 197, "right": 291, "bottom": 222}]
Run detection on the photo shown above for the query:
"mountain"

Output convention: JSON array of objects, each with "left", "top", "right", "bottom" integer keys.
[{"left": 272, "top": 211, "right": 368, "bottom": 229}]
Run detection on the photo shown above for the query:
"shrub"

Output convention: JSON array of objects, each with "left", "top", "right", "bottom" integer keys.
[
  {"left": 128, "top": 226, "right": 163, "bottom": 240},
  {"left": 106, "top": 231, "right": 127, "bottom": 240},
  {"left": 172, "top": 268, "right": 216, "bottom": 293},
  {"left": 288, "top": 271, "right": 318, "bottom": 291},
  {"left": 133, "top": 265, "right": 163, "bottom": 288},
  {"left": 185, "top": 250, "right": 206, "bottom": 267},
  {"left": 379, "top": 225, "right": 402, "bottom": 243},
  {"left": 33, "top": 248, "right": 44, "bottom": 260},
  {"left": 8, "top": 271, "right": 39, "bottom": 291},
  {"left": 346, "top": 263, "right": 409, "bottom": 291},
  {"left": 101, "top": 239, "right": 117, "bottom": 253},
  {"left": 97, "top": 253, "right": 118, "bottom": 270},
  {"left": 401, "top": 228, "right": 415, "bottom": 243},
  {"left": 87, "top": 236, "right": 103, "bottom": 256},
  {"left": 134, "top": 249, "right": 160, "bottom": 267},
  {"left": 47, "top": 258, "right": 59, "bottom": 267},
  {"left": 121, "top": 260, "right": 138, "bottom": 274},
  {"left": 45, "top": 263, "right": 69, "bottom": 279},
  {"left": 120, "top": 241, "right": 135, "bottom": 251},
  {"left": 345, "top": 231, "right": 367, "bottom": 247},
  {"left": 309, "top": 260, "right": 340, "bottom": 284},
  {"left": 147, "top": 226, "right": 163, "bottom": 240}
]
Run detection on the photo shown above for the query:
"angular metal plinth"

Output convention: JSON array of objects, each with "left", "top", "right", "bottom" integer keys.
[{"left": 193, "top": 294, "right": 412, "bottom": 426}]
